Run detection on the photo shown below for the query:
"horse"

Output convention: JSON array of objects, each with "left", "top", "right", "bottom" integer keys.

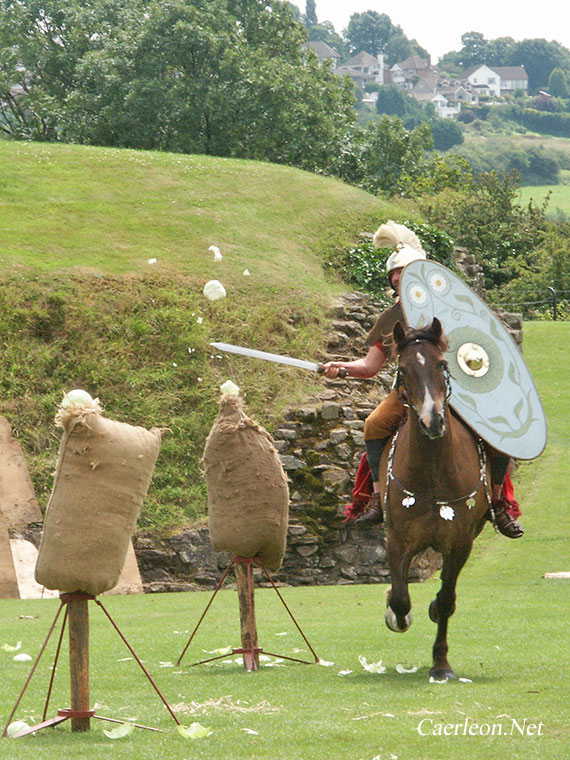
[{"left": 379, "top": 317, "right": 491, "bottom": 680}]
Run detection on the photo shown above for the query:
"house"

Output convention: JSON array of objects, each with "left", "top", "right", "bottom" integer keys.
[
  {"left": 304, "top": 40, "right": 341, "bottom": 68},
  {"left": 464, "top": 64, "right": 501, "bottom": 97},
  {"left": 396, "top": 55, "right": 431, "bottom": 78},
  {"left": 492, "top": 66, "right": 528, "bottom": 94},
  {"left": 463, "top": 64, "right": 528, "bottom": 97},
  {"left": 389, "top": 63, "right": 408, "bottom": 90},
  {"left": 431, "top": 93, "right": 462, "bottom": 119},
  {"left": 390, "top": 56, "right": 436, "bottom": 91},
  {"left": 337, "top": 51, "right": 386, "bottom": 86}
]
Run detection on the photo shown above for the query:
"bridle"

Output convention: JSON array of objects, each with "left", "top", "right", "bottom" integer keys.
[{"left": 394, "top": 338, "right": 452, "bottom": 412}]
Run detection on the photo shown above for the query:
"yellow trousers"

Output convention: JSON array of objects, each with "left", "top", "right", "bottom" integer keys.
[{"left": 363, "top": 389, "right": 405, "bottom": 441}]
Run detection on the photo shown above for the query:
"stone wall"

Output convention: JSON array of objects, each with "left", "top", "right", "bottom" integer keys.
[{"left": 136, "top": 290, "right": 441, "bottom": 593}]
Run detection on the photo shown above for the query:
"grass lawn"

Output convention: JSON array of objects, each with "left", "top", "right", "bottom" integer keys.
[{"left": 1, "top": 323, "right": 568, "bottom": 759}]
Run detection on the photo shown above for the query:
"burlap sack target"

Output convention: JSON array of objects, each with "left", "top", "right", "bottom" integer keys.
[
  {"left": 35, "top": 401, "right": 162, "bottom": 596},
  {"left": 203, "top": 395, "right": 289, "bottom": 572}
]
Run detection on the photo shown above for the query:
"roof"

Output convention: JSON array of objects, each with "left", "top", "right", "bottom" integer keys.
[
  {"left": 412, "top": 77, "right": 437, "bottom": 95},
  {"left": 463, "top": 64, "right": 527, "bottom": 81},
  {"left": 492, "top": 66, "right": 528, "bottom": 80},
  {"left": 304, "top": 40, "right": 341, "bottom": 59},
  {"left": 342, "top": 51, "right": 379, "bottom": 68},
  {"left": 397, "top": 55, "right": 429, "bottom": 70}
]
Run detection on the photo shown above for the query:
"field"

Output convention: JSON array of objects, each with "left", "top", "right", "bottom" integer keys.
[
  {"left": 518, "top": 182, "right": 570, "bottom": 217},
  {"left": 1, "top": 322, "right": 568, "bottom": 760}
]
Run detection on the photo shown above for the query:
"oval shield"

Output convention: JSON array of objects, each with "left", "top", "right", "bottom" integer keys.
[{"left": 400, "top": 260, "right": 547, "bottom": 460}]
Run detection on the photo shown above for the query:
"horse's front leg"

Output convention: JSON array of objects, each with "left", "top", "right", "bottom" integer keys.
[
  {"left": 385, "top": 532, "right": 413, "bottom": 633},
  {"left": 428, "top": 542, "right": 472, "bottom": 680}
]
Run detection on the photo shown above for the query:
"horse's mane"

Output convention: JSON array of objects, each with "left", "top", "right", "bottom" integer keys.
[{"left": 387, "top": 321, "right": 449, "bottom": 361}]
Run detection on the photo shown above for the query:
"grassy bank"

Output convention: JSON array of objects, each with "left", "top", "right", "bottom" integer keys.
[{"left": 0, "top": 141, "right": 413, "bottom": 530}]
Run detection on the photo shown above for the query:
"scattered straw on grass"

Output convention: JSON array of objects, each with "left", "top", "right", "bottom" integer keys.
[{"left": 172, "top": 695, "right": 282, "bottom": 715}]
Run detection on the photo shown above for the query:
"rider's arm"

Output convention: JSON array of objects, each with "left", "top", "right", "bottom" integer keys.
[{"left": 321, "top": 343, "right": 386, "bottom": 379}]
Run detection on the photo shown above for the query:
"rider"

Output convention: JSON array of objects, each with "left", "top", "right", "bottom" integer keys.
[{"left": 322, "top": 221, "right": 524, "bottom": 540}]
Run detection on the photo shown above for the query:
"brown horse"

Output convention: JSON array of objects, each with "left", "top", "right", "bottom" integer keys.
[{"left": 379, "top": 317, "right": 490, "bottom": 680}]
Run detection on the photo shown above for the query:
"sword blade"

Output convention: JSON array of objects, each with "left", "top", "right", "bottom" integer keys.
[{"left": 210, "top": 342, "right": 320, "bottom": 372}]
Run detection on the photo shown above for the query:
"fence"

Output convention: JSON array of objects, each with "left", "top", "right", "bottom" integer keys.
[{"left": 487, "top": 288, "right": 570, "bottom": 321}]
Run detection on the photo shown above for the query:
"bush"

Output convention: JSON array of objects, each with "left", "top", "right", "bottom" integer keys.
[
  {"left": 430, "top": 118, "right": 464, "bottom": 151},
  {"left": 326, "top": 220, "right": 455, "bottom": 298}
]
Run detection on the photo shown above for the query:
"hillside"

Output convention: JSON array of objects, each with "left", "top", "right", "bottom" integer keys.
[{"left": 0, "top": 141, "right": 410, "bottom": 530}]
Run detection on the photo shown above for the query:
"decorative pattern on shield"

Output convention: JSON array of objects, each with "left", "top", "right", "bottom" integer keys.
[{"left": 400, "top": 260, "right": 547, "bottom": 460}]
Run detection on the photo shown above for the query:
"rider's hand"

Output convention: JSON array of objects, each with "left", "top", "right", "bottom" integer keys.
[{"left": 321, "top": 361, "right": 345, "bottom": 379}]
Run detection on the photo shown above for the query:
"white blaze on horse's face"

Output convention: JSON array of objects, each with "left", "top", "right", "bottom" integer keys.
[{"left": 407, "top": 345, "right": 446, "bottom": 439}]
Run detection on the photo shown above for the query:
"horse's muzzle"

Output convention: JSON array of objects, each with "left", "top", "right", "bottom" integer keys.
[{"left": 420, "top": 412, "right": 446, "bottom": 439}]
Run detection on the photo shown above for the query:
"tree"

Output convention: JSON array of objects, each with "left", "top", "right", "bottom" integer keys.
[
  {"left": 345, "top": 11, "right": 394, "bottom": 56},
  {"left": 375, "top": 85, "right": 409, "bottom": 116},
  {"left": 507, "top": 38, "right": 570, "bottom": 92},
  {"left": 0, "top": 0, "right": 356, "bottom": 172},
  {"left": 307, "top": 21, "right": 346, "bottom": 57},
  {"left": 304, "top": 0, "right": 317, "bottom": 27},
  {"left": 485, "top": 37, "right": 516, "bottom": 66},
  {"left": 384, "top": 33, "right": 413, "bottom": 66},
  {"left": 459, "top": 32, "right": 488, "bottom": 68},
  {"left": 422, "top": 170, "right": 549, "bottom": 288},
  {"left": 548, "top": 68, "right": 569, "bottom": 98},
  {"left": 358, "top": 115, "right": 433, "bottom": 196}
]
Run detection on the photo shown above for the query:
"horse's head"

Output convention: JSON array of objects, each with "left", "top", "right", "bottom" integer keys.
[{"left": 392, "top": 318, "right": 451, "bottom": 439}]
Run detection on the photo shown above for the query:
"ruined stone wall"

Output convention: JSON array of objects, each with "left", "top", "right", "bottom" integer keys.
[{"left": 136, "top": 291, "right": 441, "bottom": 592}]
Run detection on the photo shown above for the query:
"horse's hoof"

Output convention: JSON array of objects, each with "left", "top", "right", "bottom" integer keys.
[
  {"left": 429, "top": 668, "right": 455, "bottom": 681},
  {"left": 385, "top": 606, "right": 412, "bottom": 633},
  {"left": 428, "top": 599, "right": 439, "bottom": 623}
]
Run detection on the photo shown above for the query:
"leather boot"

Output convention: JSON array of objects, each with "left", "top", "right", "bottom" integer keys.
[
  {"left": 354, "top": 493, "right": 384, "bottom": 526},
  {"left": 491, "top": 499, "right": 524, "bottom": 539}
]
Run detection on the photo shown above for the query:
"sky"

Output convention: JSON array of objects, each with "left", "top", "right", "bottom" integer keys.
[{"left": 292, "top": 1, "right": 570, "bottom": 62}]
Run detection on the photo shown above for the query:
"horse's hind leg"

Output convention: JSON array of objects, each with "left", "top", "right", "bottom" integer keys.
[
  {"left": 429, "top": 543, "right": 472, "bottom": 680},
  {"left": 385, "top": 536, "right": 413, "bottom": 633}
]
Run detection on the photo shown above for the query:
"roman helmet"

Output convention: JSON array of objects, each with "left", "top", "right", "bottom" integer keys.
[{"left": 373, "top": 220, "right": 426, "bottom": 278}]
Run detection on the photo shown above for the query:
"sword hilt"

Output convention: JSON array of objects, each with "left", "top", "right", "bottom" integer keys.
[{"left": 317, "top": 365, "right": 348, "bottom": 379}]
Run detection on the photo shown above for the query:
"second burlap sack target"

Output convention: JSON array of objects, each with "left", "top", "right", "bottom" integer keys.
[{"left": 203, "top": 392, "right": 289, "bottom": 572}]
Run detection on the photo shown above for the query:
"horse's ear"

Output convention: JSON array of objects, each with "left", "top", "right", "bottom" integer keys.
[
  {"left": 393, "top": 321, "right": 407, "bottom": 351},
  {"left": 431, "top": 317, "right": 443, "bottom": 339}
]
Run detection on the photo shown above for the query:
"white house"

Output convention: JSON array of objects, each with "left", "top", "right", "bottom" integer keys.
[
  {"left": 431, "top": 93, "right": 462, "bottom": 119},
  {"left": 464, "top": 64, "right": 528, "bottom": 97},
  {"left": 464, "top": 64, "right": 501, "bottom": 97}
]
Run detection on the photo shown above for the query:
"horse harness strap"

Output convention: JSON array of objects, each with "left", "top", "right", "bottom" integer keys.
[{"left": 384, "top": 432, "right": 491, "bottom": 525}]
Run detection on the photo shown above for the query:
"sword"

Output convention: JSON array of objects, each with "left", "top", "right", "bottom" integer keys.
[{"left": 210, "top": 342, "right": 347, "bottom": 377}]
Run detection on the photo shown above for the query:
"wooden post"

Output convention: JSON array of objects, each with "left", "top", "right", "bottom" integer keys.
[
  {"left": 67, "top": 596, "right": 91, "bottom": 731},
  {"left": 235, "top": 561, "right": 259, "bottom": 671}
]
